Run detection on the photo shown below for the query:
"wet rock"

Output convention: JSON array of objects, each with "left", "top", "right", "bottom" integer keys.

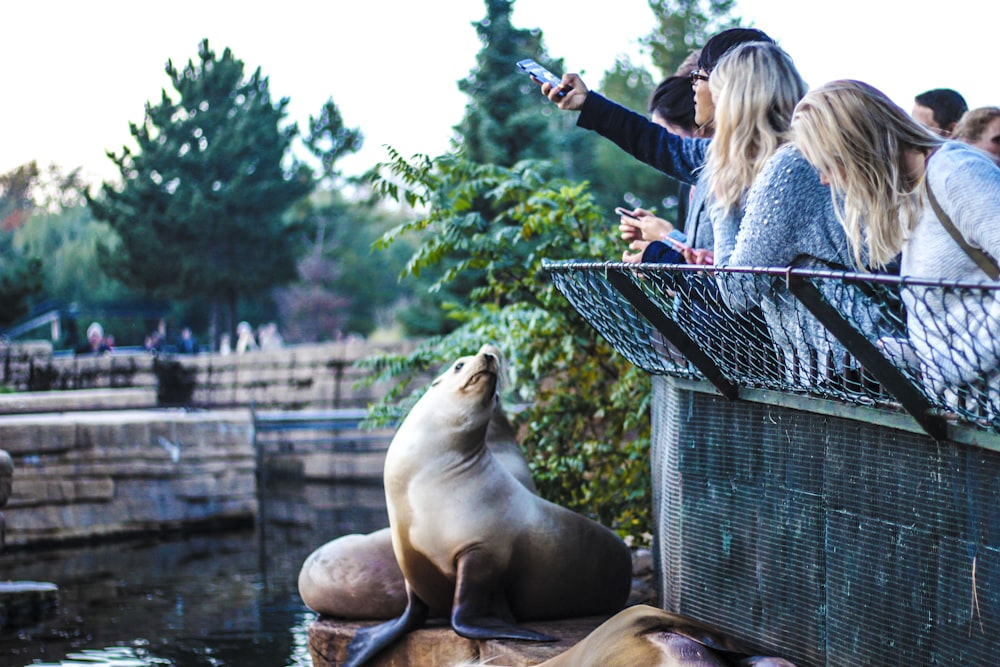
[
  {"left": 0, "top": 580, "right": 59, "bottom": 630},
  {"left": 0, "top": 449, "right": 12, "bottom": 507}
]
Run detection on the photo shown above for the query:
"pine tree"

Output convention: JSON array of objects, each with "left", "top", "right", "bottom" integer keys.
[
  {"left": 88, "top": 39, "right": 312, "bottom": 340},
  {"left": 455, "top": 0, "right": 559, "bottom": 167},
  {"left": 642, "top": 0, "right": 743, "bottom": 74}
]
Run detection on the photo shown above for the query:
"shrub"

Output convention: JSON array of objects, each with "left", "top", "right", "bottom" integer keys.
[{"left": 359, "top": 151, "right": 652, "bottom": 540}]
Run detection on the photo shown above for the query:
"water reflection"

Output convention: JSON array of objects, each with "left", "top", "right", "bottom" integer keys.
[{"left": 0, "top": 480, "right": 389, "bottom": 667}]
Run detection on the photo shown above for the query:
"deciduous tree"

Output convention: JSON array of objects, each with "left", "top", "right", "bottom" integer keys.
[
  {"left": 366, "top": 151, "right": 652, "bottom": 536},
  {"left": 0, "top": 163, "right": 45, "bottom": 326}
]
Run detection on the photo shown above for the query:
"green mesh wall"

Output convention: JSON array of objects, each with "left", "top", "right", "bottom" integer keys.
[{"left": 652, "top": 376, "right": 1000, "bottom": 666}]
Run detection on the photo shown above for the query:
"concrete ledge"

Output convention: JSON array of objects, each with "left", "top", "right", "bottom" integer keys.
[
  {"left": 0, "top": 387, "right": 158, "bottom": 415},
  {"left": 0, "top": 581, "right": 59, "bottom": 629},
  {"left": 308, "top": 615, "right": 609, "bottom": 667}
]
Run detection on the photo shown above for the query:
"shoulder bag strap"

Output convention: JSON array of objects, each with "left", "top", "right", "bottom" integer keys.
[{"left": 925, "top": 179, "right": 1000, "bottom": 280}]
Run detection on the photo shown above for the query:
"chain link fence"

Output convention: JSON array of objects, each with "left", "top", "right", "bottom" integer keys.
[{"left": 543, "top": 260, "right": 1000, "bottom": 439}]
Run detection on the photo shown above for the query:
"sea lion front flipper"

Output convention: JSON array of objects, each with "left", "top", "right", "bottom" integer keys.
[
  {"left": 450, "top": 546, "right": 556, "bottom": 642},
  {"left": 342, "top": 592, "right": 430, "bottom": 667}
]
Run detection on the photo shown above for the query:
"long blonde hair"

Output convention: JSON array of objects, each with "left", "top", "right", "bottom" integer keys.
[
  {"left": 705, "top": 41, "right": 808, "bottom": 214},
  {"left": 791, "top": 80, "right": 944, "bottom": 268}
]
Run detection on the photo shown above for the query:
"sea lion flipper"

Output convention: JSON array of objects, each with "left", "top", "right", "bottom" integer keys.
[
  {"left": 451, "top": 612, "right": 557, "bottom": 642},
  {"left": 343, "top": 593, "right": 430, "bottom": 667},
  {"left": 450, "top": 547, "right": 557, "bottom": 642}
]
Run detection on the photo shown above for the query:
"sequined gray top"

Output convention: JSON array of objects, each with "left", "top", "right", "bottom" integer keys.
[
  {"left": 713, "top": 144, "right": 882, "bottom": 384},
  {"left": 716, "top": 143, "right": 852, "bottom": 270}
]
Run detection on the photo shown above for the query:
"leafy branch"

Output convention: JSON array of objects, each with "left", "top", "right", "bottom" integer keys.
[{"left": 359, "top": 149, "right": 653, "bottom": 539}]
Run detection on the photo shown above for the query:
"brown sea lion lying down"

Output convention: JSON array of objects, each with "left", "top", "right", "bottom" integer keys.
[{"left": 464, "top": 604, "right": 797, "bottom": 667}]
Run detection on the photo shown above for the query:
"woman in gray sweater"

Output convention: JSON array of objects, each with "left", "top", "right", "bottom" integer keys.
[
  {"left": 696, "top": 42, "right": 874, "bottom": 385},
  {"left": 793, "top": 80, "right": 1000, "bottom": 410}
]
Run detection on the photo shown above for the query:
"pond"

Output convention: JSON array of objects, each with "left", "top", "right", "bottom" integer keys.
[{"left": 0, "top": 480, "right": 389, "bottom": 667}]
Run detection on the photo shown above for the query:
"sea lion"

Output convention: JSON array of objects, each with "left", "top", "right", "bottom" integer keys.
[
  {"left": 342, "top": 344, "right": 632, "bottom": 666},
  {"left": 463, "top": 604, "right": 797, "bottom": 667},
  {"left": 298, "top": 402, "right": 536, "bottom": 620},
  {"left": 298, "top": 528, "right": 403, "bottom": 619}
]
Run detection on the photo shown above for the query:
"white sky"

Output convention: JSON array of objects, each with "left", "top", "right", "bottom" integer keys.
[{"left": 1, "top": 0, "right": 996, "bottom": 186}]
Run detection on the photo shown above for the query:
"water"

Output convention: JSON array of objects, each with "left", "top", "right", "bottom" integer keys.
[{"left": 0, "top": 480, "right": 390, "bottom": 667}]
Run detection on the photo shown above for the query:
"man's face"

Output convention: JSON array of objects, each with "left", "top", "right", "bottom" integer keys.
[{"left": 912, "top": 103, "right": 946, "bottom": 136}]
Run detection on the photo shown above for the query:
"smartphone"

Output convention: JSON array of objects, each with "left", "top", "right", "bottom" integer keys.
[
  {"left": 665, "top": 234, "right": 692, "bottom": 253},
  {"left": 517, "top": 59, "right": 570, "bottom": 96},
  {"left": 614, "top": 206, "right": 639, "bottom": 220}
]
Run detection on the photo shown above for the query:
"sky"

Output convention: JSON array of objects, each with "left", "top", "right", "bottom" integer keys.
[{"left": 2, "top": 0, "right": 997, "bottom": 187}]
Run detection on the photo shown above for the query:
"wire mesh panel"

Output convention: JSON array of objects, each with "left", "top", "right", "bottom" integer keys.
[
  {"left": 543, "top": 261, "right": 1000, "bottom": 437},
  {"left": 653, "top": 380, "right": 827, "bottom": 665},
  {"left": 652, "top": 376, "right": 1000, "bottom": 667},
  {"left": 543, "top": 260, "right": 700, "bottom": 378}
]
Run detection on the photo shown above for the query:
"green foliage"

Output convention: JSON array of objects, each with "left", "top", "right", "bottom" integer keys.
[
  {"left": 642, "top": 0, "right": 744, "bottom": 75},
  {"left": 303, "top": 98, "right": 364, "bottom": 183},
  {"left": 363, "top": 150, "right": 652, "bottom": 539},
  {"left": 13, "top": 204, "right": 134, "bottom": 306},
  {"left": 0, "top": 162, "right": 46, "bottom": 326},
  {"left": 88, "top": 39, "right": 313, "bottom": 338},
  {"left": 407, "top": 0, "right": 574, "bottom": 337},
  {"left": 455, "top": 0, "right": 559, "bottom": 167},
  {"left": 0, "top": 162, "right": 40, "bottom": 231},
  {"left": 0, "top": 234, "right": 43, "bottom": 327},
  {"left": 275, "top": 190, "right": 415, "bottom": 339}
]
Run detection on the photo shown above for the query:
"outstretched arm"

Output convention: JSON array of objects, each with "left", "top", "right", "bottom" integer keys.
[{"left": 537, "top": 74, "right": 708, "bottom": 184}]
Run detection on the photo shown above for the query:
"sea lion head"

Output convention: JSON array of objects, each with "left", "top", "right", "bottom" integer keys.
[
  {"left": 431, "top": 344, "right": 500, "bottom": 405},
  {"left": 406, "top": 344, "right": 501, "bottom": 439}
]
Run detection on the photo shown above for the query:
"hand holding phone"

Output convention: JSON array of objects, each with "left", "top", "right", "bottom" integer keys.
[
  {"left": 615, "top": 207, "right": 641, "bottom": 241},
  {"left": 614, "top": 206, "right": 639, "bottom": 220},
  {"left": 666, "top": 236, "right": 714, "bottom": 265},
  {"left": 517, "top": 59, "right": 571, "bottom": 96}
]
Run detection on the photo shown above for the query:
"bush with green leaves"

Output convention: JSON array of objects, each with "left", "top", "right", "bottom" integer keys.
[{"left": 360, "top": 149, "right": 653, "bottom": 541}]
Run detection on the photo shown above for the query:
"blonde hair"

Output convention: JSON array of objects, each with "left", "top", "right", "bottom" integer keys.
[
  {"left": 705, "top": 41, "right": 808, "bottom": 213},
  {"left": 791, "top": 80, "right": 944, "bottom": 268}
]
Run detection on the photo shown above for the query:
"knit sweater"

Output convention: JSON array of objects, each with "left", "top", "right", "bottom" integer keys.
[
  {"left": 712, "top": 144, "right": 881, "bottom": 384},
  {"left": 897, "top": 141, "right": 1000, "bottom": 391}
]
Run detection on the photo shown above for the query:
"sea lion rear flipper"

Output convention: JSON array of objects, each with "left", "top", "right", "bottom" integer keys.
[
  {"left": 342, "top": 592, "right": 430, "bottom": 667},
  {"left": 450, "top": 547, "right": 556, "bottom": 642}
]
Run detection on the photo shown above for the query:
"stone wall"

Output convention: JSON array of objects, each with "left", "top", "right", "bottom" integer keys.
[
  {"left": 0, "top": 340, "right": 415, "bottom": 411},
  {"left": 0, "top": 339, "right": 418, "bottom": 547},
  {"left": 0, "top": 409, "right": 256, "bottom": 547}
]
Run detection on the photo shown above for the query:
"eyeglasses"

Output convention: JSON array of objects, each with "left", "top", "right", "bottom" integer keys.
[{"left": 689, "top": 70, "right": 709, "bottom": 84}]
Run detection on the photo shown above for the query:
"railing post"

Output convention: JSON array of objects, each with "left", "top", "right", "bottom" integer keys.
[
  {"left": 785, "top": 273, "right": 948, "bottom": 440},
  {"left": 606, "top": 268, "right": 739, "bottom": 400}
]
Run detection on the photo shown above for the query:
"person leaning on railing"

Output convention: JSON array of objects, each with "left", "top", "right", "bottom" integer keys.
[
  {"left": 693, "top": 43, "right": 895, "bottom": 386},
  {"left": 792, "top": 80, "right": 1000, "bottom": 404},
  {"left": 538, "top": 28, "right": 775, "bottom": 263}
]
